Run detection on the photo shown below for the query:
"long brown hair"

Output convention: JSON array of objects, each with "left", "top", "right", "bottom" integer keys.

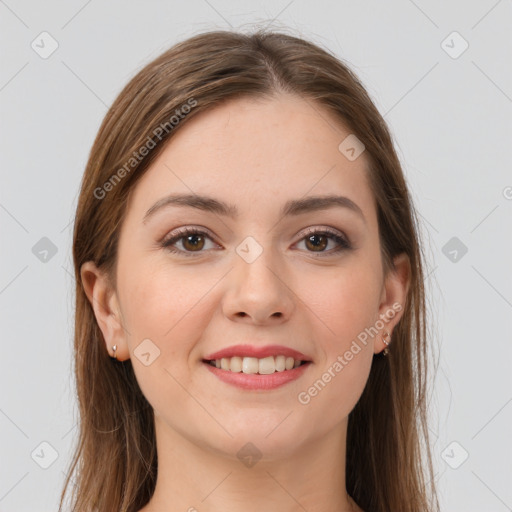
[{"left": 61, "top": 28, "right": 440, "bottom": 512}]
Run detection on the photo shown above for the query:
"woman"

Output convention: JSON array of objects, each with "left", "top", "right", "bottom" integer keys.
[{"left": 61, "top": 28, "right": 440, "bottom": 512}]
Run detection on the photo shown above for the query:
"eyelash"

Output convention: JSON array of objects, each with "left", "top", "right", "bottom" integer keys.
[{"left": 160, "top": 226, "right": 352, "bottom": 258}]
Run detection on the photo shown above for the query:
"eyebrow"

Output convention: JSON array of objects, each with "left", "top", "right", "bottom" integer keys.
[{"left": 143, "top": 193, "right": 366, "bottom": 224}]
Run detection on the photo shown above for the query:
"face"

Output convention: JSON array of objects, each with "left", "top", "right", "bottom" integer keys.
[{"left": 83, "top": 93, "right": 409, "bottom": 461}]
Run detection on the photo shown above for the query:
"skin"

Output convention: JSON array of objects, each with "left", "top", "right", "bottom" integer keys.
[{"left": 81, "top": 93, "right": 410, "bottom": 512}]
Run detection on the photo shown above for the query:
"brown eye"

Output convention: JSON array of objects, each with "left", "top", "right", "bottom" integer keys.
[
  {"left": 161, "top": 227, "right": 351, "bottom": 258},
  {"left": 296, "top": 228, "right": 351, "bottom": 256},
  {"left": 181, "top": 233, "right": 206, "bottom": 251},
  {"left": 161, "top": 228, "right": 217, "bottom": 257},
  {"left": 304, "top": 233, "right": 329, "bottom": 252}
]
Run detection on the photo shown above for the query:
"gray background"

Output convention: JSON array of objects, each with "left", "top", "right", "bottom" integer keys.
[{"left": 1, "top": 1, "right": 511, "bottom": 511}]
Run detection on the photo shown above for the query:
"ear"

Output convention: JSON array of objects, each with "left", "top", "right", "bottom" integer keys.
[
  {"left": 80, "top": 261, "right": 129, "bottom": 361},
  {"left": 374, "top": 252, "right": 411, "bottom": 354}
]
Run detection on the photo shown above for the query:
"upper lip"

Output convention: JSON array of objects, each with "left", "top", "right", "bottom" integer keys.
[{"left": 204, "top": 344, "right": 312, "bottom": 362}]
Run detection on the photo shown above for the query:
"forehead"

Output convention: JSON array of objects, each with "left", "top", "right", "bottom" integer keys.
[{"left": 125, "top": 93, "right": 376, "bottom": 225}]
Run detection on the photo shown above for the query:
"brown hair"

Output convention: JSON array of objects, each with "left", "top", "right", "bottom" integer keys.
[{"left": 61, "top": 27, "right": 439, "bottom": 512}]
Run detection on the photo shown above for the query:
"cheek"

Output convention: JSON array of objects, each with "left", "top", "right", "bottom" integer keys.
[
  {"left": 302, "top": 259, "right": 381, "bottom": 348},
  {"left": 297, "top": 271, "right": 376, "bottom": 423},
  {"left": 119, "top": 259, "right": 208, "bottom": 340},
  {"left": 295, "top": 260, "right": 379, "bottom": 409},
  {"left": 117, "top": 260, "right": 221, "bottom": 391},
  {"left": 117, "top": 263, "right": 215, "bottom": 417}
]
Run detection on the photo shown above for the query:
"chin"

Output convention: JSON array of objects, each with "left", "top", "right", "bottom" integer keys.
[{"left": 199, "top": 419, "right": 312, "bottom": 462}]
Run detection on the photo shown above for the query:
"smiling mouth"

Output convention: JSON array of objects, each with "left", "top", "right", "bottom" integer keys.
[{"left": 203, "top": 355, "right": 310, "bottom": 375}]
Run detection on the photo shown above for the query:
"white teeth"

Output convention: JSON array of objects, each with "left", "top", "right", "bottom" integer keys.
[
  {"left": 229, "top": 356, "right": 242, "bottom": 372},
  {"left": 258, "top": 356, "right": 275, "bottom": 375},
  {"left": 208, "top": 355, "right": 306, "bottom": 374},
  {"left": 275, "top": 355, "right": 286, "bottom": 372},
  {"left": 242, "top": 357, "right": 259, "bottom": 374}
]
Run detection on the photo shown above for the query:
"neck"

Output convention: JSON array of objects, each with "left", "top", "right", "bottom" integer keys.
[{"left": 140, "top": 416, "right": 360, "bottom": 512}]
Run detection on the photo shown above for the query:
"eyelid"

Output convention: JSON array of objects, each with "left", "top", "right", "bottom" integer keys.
[
  {"left": 159, "top": 225, "right": 220, "bottom": 257},
  {"left": 160, "top": 224, "right": 352, "bottom": 258},
  {"left": 296, "top": 226, "right": 351, "bottom": 252},
  {"left": 161, "top": 225, "right": 348, "bottom": 242},
  {"left": 299, "top": 225, "right": 349, "bottom": 242},
  {"left": 159, "top": 225, "right": 216, "bottom": 244}
]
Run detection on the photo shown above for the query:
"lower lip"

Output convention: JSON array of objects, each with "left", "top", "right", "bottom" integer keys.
[{"left": 203, "top": 361, "right": 312, "bottom": 390}]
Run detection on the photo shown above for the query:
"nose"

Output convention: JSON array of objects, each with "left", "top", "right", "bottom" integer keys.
[{"left": 222, "top": 243, "right": 295, "bottom": 326}]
